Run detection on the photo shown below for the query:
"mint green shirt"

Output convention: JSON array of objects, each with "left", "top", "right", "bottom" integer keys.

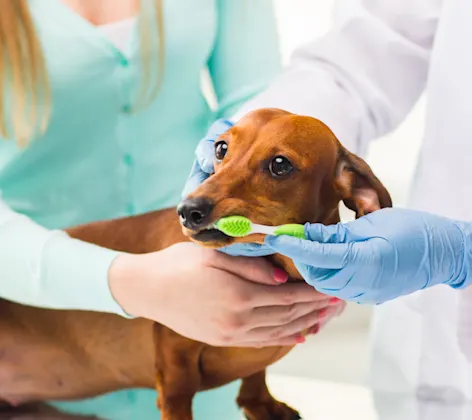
[{"left": 0, "top": 0, "right": 281, "bottom": 418}]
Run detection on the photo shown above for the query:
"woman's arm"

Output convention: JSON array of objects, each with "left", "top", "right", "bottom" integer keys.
[
  {"left": 208, "top": 0, "right": 282, "bottom": 119},
  {"left": 0, "top": 198, "right": 126, "bottom": 314},
  {"left": 0, "top": 198, "right": 336, "bottom": 346}
]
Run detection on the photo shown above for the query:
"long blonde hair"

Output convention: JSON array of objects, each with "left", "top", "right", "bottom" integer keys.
[{"left": 0, "top": 0, "right": 165, "bottom": 146}]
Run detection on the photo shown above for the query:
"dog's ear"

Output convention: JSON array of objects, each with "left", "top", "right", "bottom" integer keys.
[{"left": 334, "top": 146, "right": 392, "bottom": 218}]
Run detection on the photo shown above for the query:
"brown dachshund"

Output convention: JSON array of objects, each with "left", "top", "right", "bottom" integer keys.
[{"left": 0, "top": 108, "right": 391, "bottom": 420}]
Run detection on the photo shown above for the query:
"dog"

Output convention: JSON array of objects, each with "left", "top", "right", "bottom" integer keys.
[{"left": 0, "top": 108, "right": 391, "bottom": 420}]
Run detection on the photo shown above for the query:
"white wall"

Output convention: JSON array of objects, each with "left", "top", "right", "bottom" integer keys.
[{"left": 274, "top": 0, "right": 425, "bottom": 210}]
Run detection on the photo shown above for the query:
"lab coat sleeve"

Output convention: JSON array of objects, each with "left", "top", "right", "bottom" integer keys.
[
  {"left": 0, "top": 199, "right": 129, "bottom": 316},
  {"left": 232, "top": 0, "right": 441, "bottom": 155},
  {"left": 208, "top": 0, "right": 283, "bottom": 119}
]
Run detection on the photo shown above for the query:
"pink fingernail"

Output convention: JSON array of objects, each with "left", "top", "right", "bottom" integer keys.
[
  {"left": 329, "top": 297, "right": 341, "bottom": 305},
  {"left": 310, "top": 325, "right": 320, "bottom": 335},
  {"left": 295, "top": 335, "right": 306, "bottom": 344},
  {"left": 274, "top": 268, "right": 288, "bottom": 283}
]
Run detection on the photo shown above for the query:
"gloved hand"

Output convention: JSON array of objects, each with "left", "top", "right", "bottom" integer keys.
[
  {"left": 264, "top": 208, "right": 472, "bottom": 304},
  {"left": 182, "top": 118, "right": 275, "bottom": 258},
  {"left": 182, "top": 119, "right": 234, "bottom": 199}
]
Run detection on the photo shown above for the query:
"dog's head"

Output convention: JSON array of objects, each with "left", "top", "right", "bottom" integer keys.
[{"left": 178, "top": 108, "right": 391, "bottom": 251}]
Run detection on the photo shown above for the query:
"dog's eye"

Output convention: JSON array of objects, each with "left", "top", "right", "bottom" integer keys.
[
  {"left": 269, "top": 156, "right": 293, "bottom": 178},
  {"left": 214, "top": 141, "right": 228, "bottom": 162}
]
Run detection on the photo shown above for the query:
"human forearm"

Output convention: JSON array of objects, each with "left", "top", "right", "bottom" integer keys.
[{"left": 0, "top": 200, "right": 127, "bottom": 315}]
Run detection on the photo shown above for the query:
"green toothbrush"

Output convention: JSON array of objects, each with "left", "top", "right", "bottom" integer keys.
[{"left": 214, "top": 215, "right": 306, "bottom": 239}]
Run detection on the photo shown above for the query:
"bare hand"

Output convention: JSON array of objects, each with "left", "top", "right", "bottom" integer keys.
[{"left": 109, "top": 243, "right": 341, "bottom": 347}]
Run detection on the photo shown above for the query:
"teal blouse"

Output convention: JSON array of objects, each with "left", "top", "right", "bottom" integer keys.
[{"left": 0, "top": 0, "right": 281, "bottom": 418}]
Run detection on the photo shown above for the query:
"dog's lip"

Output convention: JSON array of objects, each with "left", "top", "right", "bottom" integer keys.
[{"left": 190, "top": 227, "right": 232, "bottom": 243}]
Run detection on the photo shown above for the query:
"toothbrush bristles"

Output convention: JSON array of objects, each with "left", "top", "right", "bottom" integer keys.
[{"left": 215, "top": 216, "right": 252, "bottom": 237}]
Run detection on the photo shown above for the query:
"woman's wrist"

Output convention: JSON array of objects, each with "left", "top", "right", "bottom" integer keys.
[
  {"left": 108, "top": 252, "right": 166, "bottom": 320},
  {"left": 108, "top": 253, "right": 141, "bottom": 317},
  {"left": 39, "top": 231, "right": 128, "bottom": 315}
]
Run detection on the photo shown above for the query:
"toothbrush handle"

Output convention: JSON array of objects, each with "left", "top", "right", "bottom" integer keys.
[{"left": 273, "top": 224, "right": 306, "bottom": 239}]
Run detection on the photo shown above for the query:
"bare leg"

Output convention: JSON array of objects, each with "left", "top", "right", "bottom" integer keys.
[{"left": 237, "top": 370, "right": 301, "bottom": 420}]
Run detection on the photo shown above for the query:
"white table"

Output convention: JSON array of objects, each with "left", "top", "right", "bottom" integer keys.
[
  {"left": 266, "top": 374, "right": 472, "bottom": 420},
  {"left": 267, "top": 374, "right": 377, "bottom": 420}
]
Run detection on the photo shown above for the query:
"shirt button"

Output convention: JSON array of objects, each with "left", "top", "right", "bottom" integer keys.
[
  {"left": 119, "top": 56, "right": 129, "bottom": 67},
  {"left": 122, "top": 104, "right": 132, "bottom": 113},
  {"left": 123, "top": 153, "right": 133, "bottom": 166},
  {"left": 127, "top": 203, "right": 136, "bottom": 215}
]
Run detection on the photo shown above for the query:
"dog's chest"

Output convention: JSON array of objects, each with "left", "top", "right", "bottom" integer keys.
[{"left": 198, "top": 345, "right": 295, "bottom": 390}]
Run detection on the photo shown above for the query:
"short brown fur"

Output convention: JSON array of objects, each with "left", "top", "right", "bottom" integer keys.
[{"left": 0, "top": 109, "right": 391, "bottom": 419}]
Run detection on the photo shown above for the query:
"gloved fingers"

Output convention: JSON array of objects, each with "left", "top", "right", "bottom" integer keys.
[
  {"left": 195, "top": 137, "right": 216, "bottom": 174},
  {"left": 195, "top": 119, "right": 233, "bottom": 173},
  {"left": 182, "top": 119, "right": 233, "bottom": 198},
  {"left": 304, "top": 222, "right": 348, "bottom": 243},
  {"left": 181, "top": 160, "right": 210, "bottom": 198},
  {"left": 295, "top": 263, "right": 340, "bottom": 289},
  {"left": 264, "top": 234, "right": 350, "bottom": 269},
  {"left": 300, "top": 263, "right": 368, "bottom": 299},
  {"left": 207, "top": 118, "right": 234, "bottom": 139},
  {"left": 295, "top": 263, "right": 353, "bottom": 299},
  {"left": 302, "top": 266, "right": 380, "bottom": 303},
  {"left": 218, "top": 242, "right": 275, "bottom": 257}
]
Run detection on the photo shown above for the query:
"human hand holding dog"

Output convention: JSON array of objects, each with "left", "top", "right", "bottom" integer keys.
[{"left": 109, "top": 243, "right": 340, "bottom": 347}]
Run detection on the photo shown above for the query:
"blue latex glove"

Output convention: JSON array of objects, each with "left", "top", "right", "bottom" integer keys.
[
  {"left": 265, "top": 208, "right": 472, "bottom": 304},
  {"left": 182, "top": 118, "right": 274, "bottom": 258},
  {"left": 182, "top": 119, "right": 234, "bottom": 199}
]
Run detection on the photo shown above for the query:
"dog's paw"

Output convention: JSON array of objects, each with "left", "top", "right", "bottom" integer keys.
[{"left": 242, "top": 400, "right": 301, "bottom": 420}]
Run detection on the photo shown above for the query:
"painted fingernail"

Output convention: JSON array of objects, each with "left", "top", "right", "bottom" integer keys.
[
  {"left": 273, "top": 267, "right": 289, "bottom": 283},
  {"left": 295, "top": 335, "right": 306, "bottom": 344},
  {"left": 319, "top": 308, "right": 328, "bottom": 318},
  {"left": 330, "top": 297, "right": 341, "bottom": 305},
  {"left": 310, "top": 324, "right": 320, "bottom": 335}
]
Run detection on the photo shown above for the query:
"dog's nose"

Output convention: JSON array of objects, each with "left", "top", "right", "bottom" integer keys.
[{"left": 177, "top": 198, "right": 214, "bottom": 230}]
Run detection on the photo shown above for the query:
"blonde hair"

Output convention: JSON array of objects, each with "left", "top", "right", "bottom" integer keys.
[{"left": 0, "top": 0, "right": 165, "bottom": 146}]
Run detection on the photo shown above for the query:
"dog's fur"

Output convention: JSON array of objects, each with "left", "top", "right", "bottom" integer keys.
[{"left": 0, "top": 109, "right": 391, "bottom": 420}]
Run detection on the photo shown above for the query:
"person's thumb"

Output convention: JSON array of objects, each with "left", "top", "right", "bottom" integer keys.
[
  {"left": 195, "top": 138, "right": 217, "bottom": 174},
  {"left": 196, "top": 119, "right": 234, "bottom": 173},
  {"left": 181, "top": 161, "right": 210, "bottom": 198},
  {"left": 211, "top": 252, "right": 286, "bottom": 286}
]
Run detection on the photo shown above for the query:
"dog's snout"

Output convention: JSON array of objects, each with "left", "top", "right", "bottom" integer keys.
[{"left": 177, "top": 198, "right": 214, "bottom": 230}]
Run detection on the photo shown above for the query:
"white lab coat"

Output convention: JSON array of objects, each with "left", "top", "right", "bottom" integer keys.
[{"left": 236, "top": 0, "right": 472, "bottom": 403}]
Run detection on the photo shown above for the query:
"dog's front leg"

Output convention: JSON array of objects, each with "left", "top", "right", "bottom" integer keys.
[
  {"left": 154, "top": 325, "right": 204, "bottom": 420},
  {"left": 237, "top": 370, "right": 301, "bottom": 420}
]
